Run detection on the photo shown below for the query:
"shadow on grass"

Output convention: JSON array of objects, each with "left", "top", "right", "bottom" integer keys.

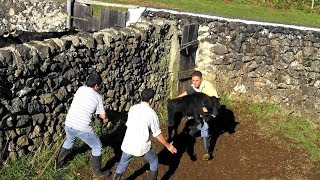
[{"left": 100, "top": 110, "right": 128, "bottom": 172}]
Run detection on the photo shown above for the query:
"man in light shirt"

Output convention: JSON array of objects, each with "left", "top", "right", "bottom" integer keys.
[
  {"left": 56, "top": 72, "right": 110, "bottom": 179},
  {"left": 178, "top": 70, "right": 218, "bottom": 98},
  {"left": 178, "top": 70, "right": 219, "bottom": 161},
  {"left": 113, "top": 88, "right": 177, "bottom": 180}
]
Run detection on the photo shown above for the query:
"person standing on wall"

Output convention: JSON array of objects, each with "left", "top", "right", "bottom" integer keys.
[
  {"left": 113, "top": 88, "right": 177, "bottom": 180},
  {"left": 178, "top": 70, "right": 219, "bottom": 161},
  {"left": 56, "top": 71, "right": 110, "bottom": 179}
]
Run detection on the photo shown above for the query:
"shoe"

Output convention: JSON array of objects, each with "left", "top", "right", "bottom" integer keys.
[
  {"left": 56, "top": 147, "right": 70, "bottom": 168},
  {"left": 150, "top": 170, "right": 158, "bottom": 180},
  {"left": 202, "top": 137, "right": 211, "bottom": 161},
  {"left": 112, "top": 173, "right": 122, "bottom": 180},
  {"left": 92, "top": 155, "right": 110, "bottom": 179}
]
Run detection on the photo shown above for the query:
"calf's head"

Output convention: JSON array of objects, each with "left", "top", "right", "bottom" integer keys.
[{"left": 202, "top": 96, "right": 221, "bottom": 119}]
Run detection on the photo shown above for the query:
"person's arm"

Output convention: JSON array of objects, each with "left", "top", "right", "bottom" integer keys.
[
  {"left": 156, "top": 133, "right": 177, "bottom": 154},
  {"left": 177, "top": 91, "right": 187, "bottom": 98}
]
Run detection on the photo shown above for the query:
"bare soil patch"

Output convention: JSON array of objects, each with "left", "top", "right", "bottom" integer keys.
[{"left": 75, "top": 106, "right": 319, "bottom": 180}]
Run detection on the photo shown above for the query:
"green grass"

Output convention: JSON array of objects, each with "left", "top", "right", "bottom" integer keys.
[
  {"left": 245, "top": 102, "right": 320, "bottom": 161},
  {"left": 93, "top": 0, "right": 320, "bottom": 28},
  {"left": 277, "top": 117, "right": 320, "bottom": 161},
  {"left": 91, "top": 5, "right": 128, "bottom": 17},
  {"left": 53, "top": 0, "right": 320, "bottom": 27},
  {"left": 0, "top": 119, "right": 119, "bottom": 179},
  {"left": 0, "top": 137, "right": 115, "bottom": 179}
]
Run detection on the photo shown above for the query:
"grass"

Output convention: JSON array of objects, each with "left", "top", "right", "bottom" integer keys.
[
  {"left": 53, "top": 0, "right": 320, "bottom": 27},
  {"left": 0, "top": 118, "right": 120, "bottom": 179},
  {"left": 1, "top": 138, "right": 86, "bottom": 179},
  {"left": 89, "top": 0, "right": 320, "bottom": 28},
  {"left": 91, "top": 5, "right": 128, "bottom": 17},
  {"left": 2, "top": 0, "right": 319, "bottom": 177},
  {"left": 245, "top": 102, "right": 320, "bottom": 162}
]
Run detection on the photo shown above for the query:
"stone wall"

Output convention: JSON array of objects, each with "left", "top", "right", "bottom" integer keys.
[
  {"left": 0, "top": 0, "right": 67, "bottom": 37},
  {"left": 0, "top": 21, "right": 174, "bottom": 161},
  {"left": 143, "top": 11, "right": 320, "bottom": 117},
  {"left": 1, "top": 2, "right": 320, "bottom": 162},
  {"left": 196, "top": 22, "right": 320, "bottom": 117}
]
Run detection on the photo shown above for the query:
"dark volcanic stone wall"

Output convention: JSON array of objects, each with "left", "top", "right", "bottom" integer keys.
[
  {"left": 143, "top": 11, "right": 320, "bottom": 117},
  {"left": 0, "top": 21, "right": 173, "bottom": 161}
]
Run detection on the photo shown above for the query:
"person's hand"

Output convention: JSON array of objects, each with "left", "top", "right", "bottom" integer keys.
[
  {"left": 167, "top": 142, "right": 177, "bottom": 154},
  {"left": 102, "top": 118, "right": 109, "bottom": 125},
  {"left": 203, "top": 107, "right": 208, "bottom": 112},
  {"left": 102, "top": 118, "right": 112, "bottom": 129}
]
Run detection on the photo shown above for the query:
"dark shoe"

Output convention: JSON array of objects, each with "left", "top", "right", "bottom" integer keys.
[
  {"left": 202, "top": 137, "right": 210, "bottom": 161},
  {"left": 56, "top": 147, "right": 70, "bottom": 168},
  {"left": 92, "top": 155, "right": 110, "bottom": 179},
  {"left": 150, "top": 170, "right": 158, "bottom": 180},
  {"left": 112, "top": 173, "right": 122, "bottom": 180}
]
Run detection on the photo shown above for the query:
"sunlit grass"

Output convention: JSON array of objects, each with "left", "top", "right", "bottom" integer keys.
[
  {"left": 0, "top": 123, "right": 116, "bottom": 179},
  {"left": 93, "top": 0, "right": 320, "bottom": 28},
  {"left": 243, "top": 101, "right": 320, "bottom": 161}
]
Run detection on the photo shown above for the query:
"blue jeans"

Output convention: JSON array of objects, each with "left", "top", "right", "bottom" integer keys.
[
  {"left": 116, "top": 149, "right": 158, "bottom": 174},
  {"left": 197, "top": 121, "right": 209, "bottom": 137},
  {"left": 62, "top": 126, "right": 102, "bottom": 156}
]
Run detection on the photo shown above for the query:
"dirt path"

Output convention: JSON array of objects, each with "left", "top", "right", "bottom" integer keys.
[{"left": 107, "top": 115, "right": 319, "bottom": 180}]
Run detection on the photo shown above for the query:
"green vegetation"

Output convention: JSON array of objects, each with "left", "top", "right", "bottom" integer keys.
[
  {"left": 245, "top": 102, "right": 320, "bottom": 161},
  {"left": 53, "top": 0, "right": 320, "bottom": 27},
  {"left": 91, "top": 5, "right": 128, "bottom": 17},
  {"left": 1, "top": 138, "right": 89, "bottom": 179},
  {"left": 87, "top": 0, "right": 320, "bottom": 28},
  {"left": 0, "top": 125, "right": 115, "bottom": 179}
]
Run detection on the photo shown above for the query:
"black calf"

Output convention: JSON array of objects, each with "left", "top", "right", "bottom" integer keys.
[{"left": 167, "top": 92, "right": 221, "bottom": 141}]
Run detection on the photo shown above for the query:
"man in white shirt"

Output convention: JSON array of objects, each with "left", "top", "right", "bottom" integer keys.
[
  {"left": 56, "top": 72, "right": 110, "bottom": 179},
  {"left": 113, "top": 88, "right": 177, "bottom": 180}
]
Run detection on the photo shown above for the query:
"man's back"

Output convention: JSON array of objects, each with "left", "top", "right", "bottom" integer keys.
[
  {"left": 65, "top": 86, "right": 105, "bottom": 132},
  {"left": 121, "top": 102, "right": 161, "bottom": 156}
]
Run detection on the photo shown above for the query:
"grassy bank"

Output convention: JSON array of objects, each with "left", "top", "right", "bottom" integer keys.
[
  {"left": 244, "top": 102, "right": 320, "bottom": 161},
  {"left": 86, "top": 0, "right": 320, "bottom": 28}
]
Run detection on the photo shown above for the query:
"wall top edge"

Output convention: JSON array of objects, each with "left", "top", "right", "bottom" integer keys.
[{"left": 145, "top": 7, "right": 320, "bottom": 33}]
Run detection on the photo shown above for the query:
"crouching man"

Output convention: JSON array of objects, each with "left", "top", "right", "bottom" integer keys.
[
  {"left": 56, "top": 72, "right": 110, "bottom": 179},
  {"left": 178, "top": 70, "right": 219, "bottom": 161}
]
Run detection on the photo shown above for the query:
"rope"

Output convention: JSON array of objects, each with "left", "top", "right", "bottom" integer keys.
[{"left": 37, "top": 136, "right": 66, "bottom": 178}]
